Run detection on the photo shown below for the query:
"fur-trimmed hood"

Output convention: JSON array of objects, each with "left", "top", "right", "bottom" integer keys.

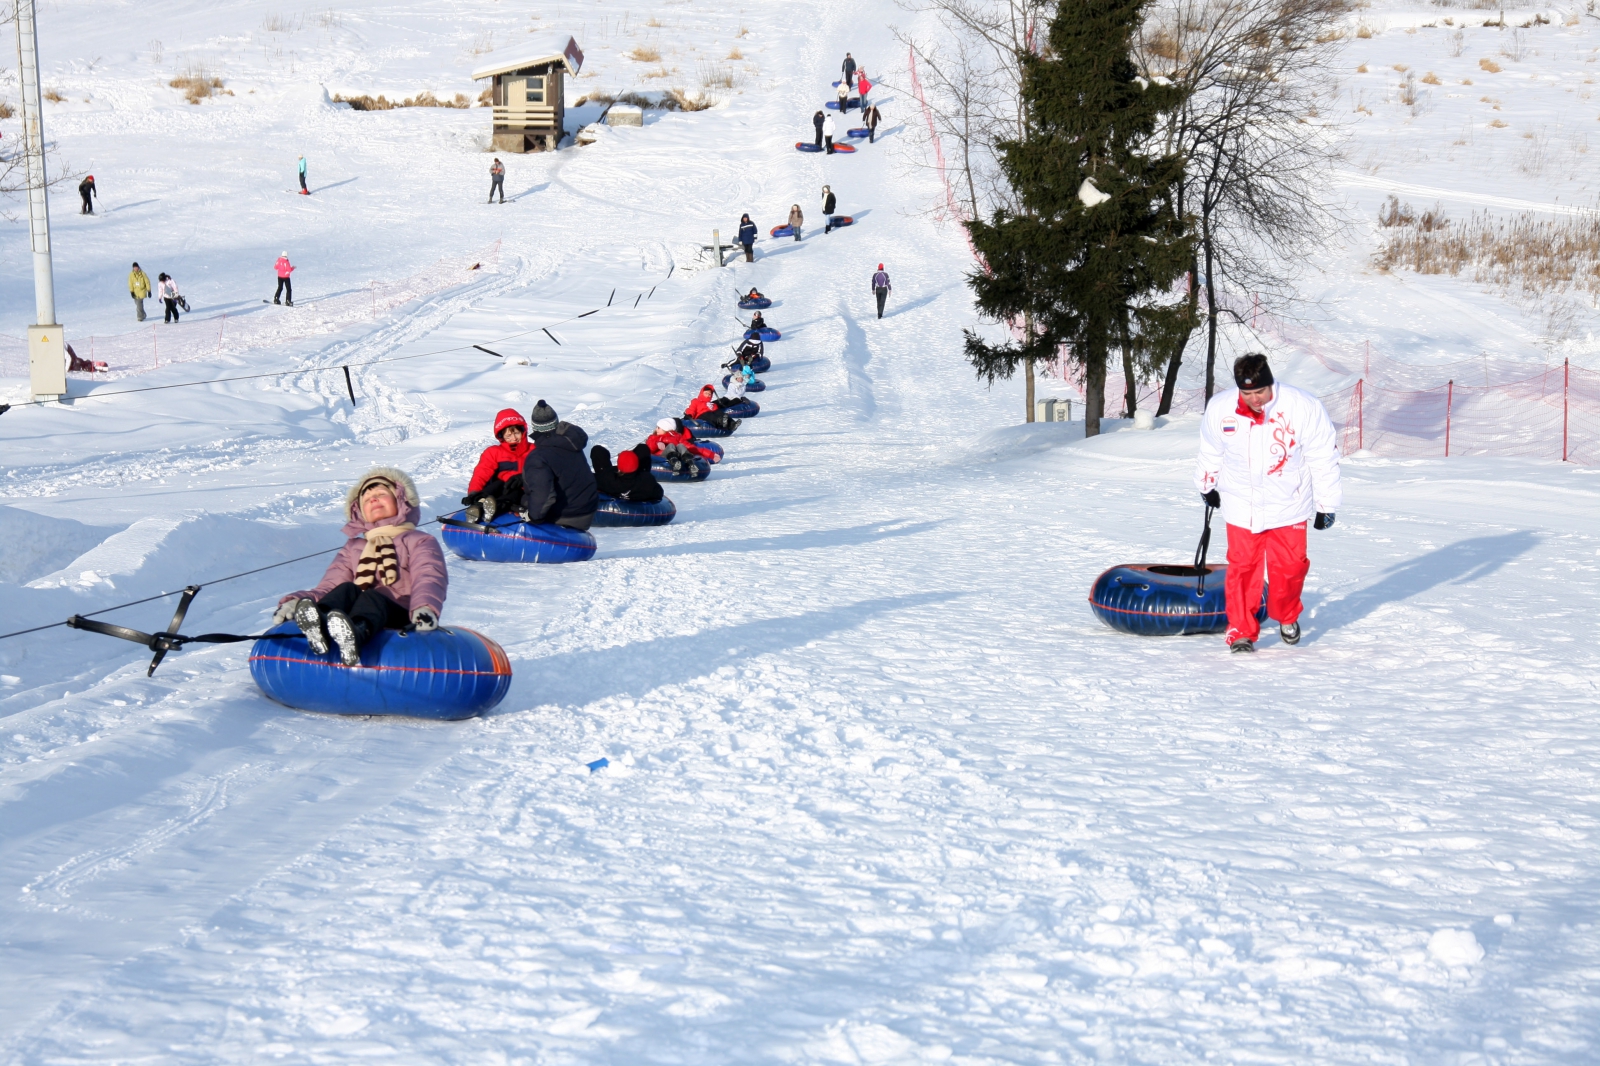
[{"left": 343, "top": 467, "right": 422, "bottom": 528}]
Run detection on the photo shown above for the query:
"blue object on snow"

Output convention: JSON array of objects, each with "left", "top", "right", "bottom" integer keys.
[
  {"left": 825, "top": 99, "right": 860, "bottom": 110},
  {"left": 1088, "top": 564, "right": 1266, "bottom": 636},
  {"left": 770, "top": 224, "right": 795, "bottom": 238},
  {"left": 652, "top": 455, "right": 712, "bottom": 481},
  {"left": 846, "top": 128, "right": 870, "bottom": 138},
  {"left": 738, "top": 296, "right": 772, "bottom": 309},
  {"left": 684, "top": 417, "right": 733, "bottom": 438},
  {"left": 249, "top": 623, "right": 512, "bottom": 720},
  {"left": 744, "top": 327, "right": 781, "bottom": 341},
  {"left": 749, "top": 354, "right": 771, "bottom": 374},
  {"left": 794, "top": 143, "right": 823, "bottom": 154},
  {"left": 698, "top": 439, "right": 725, "bottom": 462},
  {"left": 593, "top": 494, "right": 676, "bottom": 527},
  {"left": 721, "top": 399, "right": 760, "bottom": 419},
  {"left": 722, "top": 374, "right": 765, "bottom": 392},
  {"left": 588, "top": 757, "right": 609, "bottom": 773},
  {"left": 439, "top": 510, "right": 598, "bottom": 563}
]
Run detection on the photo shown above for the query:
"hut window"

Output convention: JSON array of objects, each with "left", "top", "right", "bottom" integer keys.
[{"left": 525, "top": 76, "right": 545, "bottom": 104}]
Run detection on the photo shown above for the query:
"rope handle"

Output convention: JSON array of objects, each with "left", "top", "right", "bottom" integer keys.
[{"left": 1194, "top": 506, "right": 1214, "bottom": 596}]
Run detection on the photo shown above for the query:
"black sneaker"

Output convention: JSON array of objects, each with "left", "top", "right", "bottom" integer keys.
[
  {"left": 1280, "top": 621, "right": 1301, "bottom": 645},
  {"left": 324, "top": 610, "right": 361, "bottom": 667},
  {"left": 1230, "top": 640, "right": 1256, "bottom": 655},
  {"left": 464, "top": 503, "right": 483, "bottom": 523},
  {"left": 293, "top": 597, "right": 329, "bottom": 654}
]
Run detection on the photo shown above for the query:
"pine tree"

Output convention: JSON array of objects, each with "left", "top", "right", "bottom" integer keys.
[{"left": 964, "top": 0, "right": 1192, "bottom": 436}]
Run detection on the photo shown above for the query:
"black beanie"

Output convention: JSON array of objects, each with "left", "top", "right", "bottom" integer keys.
[
  {"left": 1234, "top": 354, "right": 1274, "bottom": 390},
  {"left": 529, "top": 400, "right": 559, "bottom": 433}
]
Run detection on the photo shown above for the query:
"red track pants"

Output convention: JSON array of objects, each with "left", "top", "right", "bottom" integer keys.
[{"left": 1225, "top": 521, "right": 1309, "bottom": 644}]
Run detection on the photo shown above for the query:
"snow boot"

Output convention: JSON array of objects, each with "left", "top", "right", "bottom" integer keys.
[
  {"left": 285, "top": 300, "right": 294, "bottom": 307},
  {"left": 1280, "top": 621, "right": 1301, "bottom": 645},
  {"left": 1230, "top": 639, "right": 1256, "bottom": 655},
  {"left": 293, "top": 597, "right": 329, "bottom": 654},
  {"left": 273, "top": 297, "right": 281, "bottom": 305},
  {"left": 481, "top": 496, "right": 497, "bottom": 522},
  {"left": 324, "top": 610, "right": 361, "bottom": 667},
  {"left": 464, "top": 502, "right": 483, "bottom": 523}
]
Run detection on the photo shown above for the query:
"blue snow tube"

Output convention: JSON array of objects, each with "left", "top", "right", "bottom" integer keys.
[
  {"left": 794, "top": 143, "right": 823, "bottom": 154},
  {"left": 1088, "top": 564, "right": 1266, "bottom": 636},
  {"left": 723, "top": 374, "right": 765, "bottom": 392},
  {"left": 722, "top": 399, "right": 760, "bottom": 418},
  {"left": 750, "top": 354, "right": 772, "bottom": 373},
  {"left": 594, "top": 494, "right": 677, "bottom": 527},
  {"left": 652, "top": 455, "right": 712, "bottom": 481},
  {"left": 738, "top": 296, "right": 772, "bottom": 309},
  {"left": 745, "top": 328, "right": 781, "bottom": 341},
  {"left": 825, "top": 99, "right": 861, "bottom": 110},
  {"left": 685, "top": 417, "right": 733, "bottom": 438},
  {"left": 846, "top": 128, "right": 870, "bottom": 138},
  {"left": 249, "top": 623, "right": 512, "bottom": 720},
  {"left": 770, "top": 225, "right": 795, "bottom": 237},
  {"left": 439, "top": 511, "right": 598, "bottom": 563}
]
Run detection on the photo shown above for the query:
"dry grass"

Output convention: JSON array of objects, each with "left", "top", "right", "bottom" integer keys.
[
  {"left": 43, "top": 88, "right": 65, "bottom": 103},
  {"left": 1479, "top": 57, "right": 1502, "bottom": 73},
  {"left": 1356, "top": 22, "right": 1375, "bottom": 38},
  {"left": 698, "top": 61, "right": 737, "bottom": 89},
  {"left": 726, "top": 47, "right": 743, "bottom": 60},
  {"left": 170, "top": 70, "right": 228, "bottom": 104},
  {"left": 1462, "top": 78, "right": 1473, "bottom": 85},
  {"left": 0, "top": 101, "right": 13, "bottom": 119},
  {"left": 627, "top": 44, "right": 662, "bottom": 62},
  {"left": 1375, "top": 205, "right": 1600, "bottom": 305},
  {"left": 736, "top": 25, "right": 749, "bottom": 38},
  {"left": 643, "top": 65, "right": 672, "bottom": 79},
  {"left": 1146, "top": 27, "right": 1181, "bottom": 58},
  {"left": 664, "top": 87, "right": 716, "bottom": 111},
  {"left": 1356, "top": 63, "right": 1369, "bottom": 73},
  {"left": 1400, "top": 71, "right": 1418, "bottom": 106},
  {"left": 1421, "top": 71, "right": 1441, "bottom": 85},
  {"left": 478, "top": 87, "right": 493, "bottom": 106},
  {"left": 1393, "top": 63, "right": 1409, "bottom": 72},
  {"left": 334, "top": 91, "right": 471, "bottom": 111},
  {"left": 1315, "top": 27, "right": 1346, "bottom": 43},
  {"left": 1489, "top": 117, "right": 1508, "bottom": 127},
  {"left": 646, "top": 17, "right": 663, "bottom": 27},
  {"left": 578, "top": 89, "right": 715, "bottom": 112},
  {"left": 261, "top": 13, "right": 301, "bottom": 32}
]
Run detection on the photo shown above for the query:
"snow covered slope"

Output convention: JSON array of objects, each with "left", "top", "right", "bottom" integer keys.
[{"left": 2, "top": 0, "right": 1600, "bottom": 1062}]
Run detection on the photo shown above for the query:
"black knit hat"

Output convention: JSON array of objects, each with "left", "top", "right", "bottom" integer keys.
[
  {"left": 1234, "top": 354, "right": 1274, "bottom": 390},
  {"left": 529, "top": 399, "right": 559, "bottom": 433}
]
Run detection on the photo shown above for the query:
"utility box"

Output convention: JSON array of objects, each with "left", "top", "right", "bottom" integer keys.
[
  {"left": 1035, "top": 397, "right": 1071, "bottom": 422},
  {"left": 605, "top": 104, "right": 643, "bottom": 127},
  {"left": 29, "top": 324, "right": 65, "bottom": 401}
]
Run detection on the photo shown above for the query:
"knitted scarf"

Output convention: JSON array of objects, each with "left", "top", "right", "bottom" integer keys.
[{"left": 354, "top": 523, "right": 415, "bottom": 589}]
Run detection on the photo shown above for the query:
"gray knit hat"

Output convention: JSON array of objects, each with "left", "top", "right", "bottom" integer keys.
[{"left": 529, "top": 399, "right": 559, "bottom": 433}]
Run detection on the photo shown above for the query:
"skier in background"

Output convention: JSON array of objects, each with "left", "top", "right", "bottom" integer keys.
[
  {"left": 871, "top": 263, "right": 891, "bottom": 319},
  {"left": 297, "top": 155, "right": 309, "bottom": 195},
  {"left": 129, "top": 262, "right": 151, "bottom": 321},
  {"left": 489, "top": 158, "right": 505, "bottom": 203},
  {"left": 78, "top": 175, "right": 96, "bottom": 214},
  {"left": 1195, "top": 353, "right": 1342, "bottom": 654},
  {"left": 274, "top": 252, "right": 295, "bottom": 306}
]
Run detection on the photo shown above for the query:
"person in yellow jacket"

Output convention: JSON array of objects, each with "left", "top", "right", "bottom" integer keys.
[{"left": 129, "top": 262, "right": 151, "bottom": 321}]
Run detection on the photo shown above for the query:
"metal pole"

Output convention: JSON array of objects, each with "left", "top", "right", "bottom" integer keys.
[
  {"left": 1563, "top": 359, "right": 1569, "bottom": 462},
  {"left": 16, "top": 0, "right": 65, "bottom": 401},
  {"left": 1444, "top": 380, "right": 1453, "bottom": 458},
  {"left": 1357, "top": 379, "right": 1364, "bottom": 452}
]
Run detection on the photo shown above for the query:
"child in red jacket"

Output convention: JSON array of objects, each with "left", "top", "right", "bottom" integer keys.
[
  {"left": 461, "top": 408, "right": 530, "bottom": 522},
  {"left": 683, "top": 384, "right": 741, "bottom": 433},
  {"left": 647, "top": 417, "right": 719, "bottom": 474}
]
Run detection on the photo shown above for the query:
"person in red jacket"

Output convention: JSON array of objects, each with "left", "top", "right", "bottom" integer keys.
[
  {"left": 683, "top": 384, "right": 741, "bottom": 433},
  {"left": 647, "top": 416, "right": 719, "bottom": 474},
  {"left": 461, "top": 408, "right": 530, "bottom": 522}
]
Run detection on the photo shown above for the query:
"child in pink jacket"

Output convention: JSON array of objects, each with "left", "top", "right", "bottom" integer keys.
[{"left": 274, "top": 467, "right": 448, "bottom": 665}]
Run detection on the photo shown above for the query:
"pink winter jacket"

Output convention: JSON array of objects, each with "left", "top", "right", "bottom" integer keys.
[
  {"left": 275, "top": 256, "right": 295, "bottom": 279},
  {"left": 279, "top": 475, "right": 448, "bottom": 616}
]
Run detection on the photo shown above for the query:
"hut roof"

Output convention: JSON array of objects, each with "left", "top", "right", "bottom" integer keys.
[{"left": 471, "top": 36, "right": 584, "bottom": 80}]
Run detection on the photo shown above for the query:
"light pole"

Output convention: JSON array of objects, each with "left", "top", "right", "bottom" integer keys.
[{"left": 15, "top": 0, "right": 64, "bottom": 402}]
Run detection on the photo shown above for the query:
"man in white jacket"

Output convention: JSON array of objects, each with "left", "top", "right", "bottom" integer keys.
[{"left": 1195, "top": 354, "right": 1341, "bottom": 654}]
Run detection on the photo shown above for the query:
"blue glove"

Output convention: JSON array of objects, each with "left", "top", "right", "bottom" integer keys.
[{"left": 1314, "top": 512, "right": 1335, "bottom": 530}]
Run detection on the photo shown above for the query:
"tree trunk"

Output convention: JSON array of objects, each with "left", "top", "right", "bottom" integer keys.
[
  {"left": 1120, "top": 307, "right": 1137, "bottom": 418},
  {"left": 1157, "top": 262, "right": 1201, "bottom": 416},
  {"left": 1084, "top": 331, "right": 1107, "bottom": 437},
  {"left": 1025, "top": 354, "right": 1036, "bottom": 422},
  {"left": 1024, "top": 312, "right": 1036, "bottom": 422},
  {"left": 1203, "top": 212, "right": 1221, "bottom": 403}
]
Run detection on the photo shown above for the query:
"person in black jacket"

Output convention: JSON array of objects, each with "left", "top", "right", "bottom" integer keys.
[
  {"left": 520, "top": 400, "right": 599, "bottom": 529},
  {"left": 79, "top": 175, "right": 97, "bottom": 214},
  {"left": 738, "top": 213, "right": 757, "bottom": 262},
  {"left": 841, "top": 53, "right": 857, "bottom": 91},
  {"left": 812, "top": 110, "right": 825, "bottom": 149},
  {"left": 591, "top": 444, "right": 665, "bottom": 503},
  {"left": 822, "top": 185, "right": 837, "bottom": 233}
]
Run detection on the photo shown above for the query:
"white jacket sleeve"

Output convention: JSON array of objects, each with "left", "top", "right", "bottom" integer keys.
[
  {"left": 1194, "top": 399, "right": 1223, "bottom": 496},
  {"left": 1300, "top": 393, "right": 1343, "bottom": 513}
]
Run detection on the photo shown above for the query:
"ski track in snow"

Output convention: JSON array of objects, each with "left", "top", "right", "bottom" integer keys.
[{"left": 2, "top": 0, "right": 1600, "bottom": 1063}]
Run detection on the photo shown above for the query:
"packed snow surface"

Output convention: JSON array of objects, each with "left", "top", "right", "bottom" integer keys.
[{"left": 3, "top": 0, "right": 1600, "bottom": 1062}]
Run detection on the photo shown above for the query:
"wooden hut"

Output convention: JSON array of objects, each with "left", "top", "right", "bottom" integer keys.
[{"left": 471, "top": 36, "right": 584, "bottom": 153}]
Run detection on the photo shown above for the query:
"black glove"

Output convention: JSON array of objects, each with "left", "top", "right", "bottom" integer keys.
[
  {"left": 1314, "top": 512, "right": 1335, "bottom": 530},
  {"left": 411, "top": 606, "right": 439, "bottom": 631},
  {"left": 1202, "top": 490, "right": 1221, "bottom": 508}
]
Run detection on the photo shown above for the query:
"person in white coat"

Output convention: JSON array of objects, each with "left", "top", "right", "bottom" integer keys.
[
  {"left": 1194, "top": 353, "right": 1341, "bottom": 653},
  {"left": 822, "top": 112, "right": 838, "bottom": 154}
]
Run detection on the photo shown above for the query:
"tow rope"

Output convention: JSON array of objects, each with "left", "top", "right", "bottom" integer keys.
[
  {"left": 66, "top": 585, "right": 292, "bottom": 677},
  {"left": 1194, "top": 505, "right": 1215, "bottom": 596}
]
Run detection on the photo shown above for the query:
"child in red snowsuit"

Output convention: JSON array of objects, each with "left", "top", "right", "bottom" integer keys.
[
  {"left": 683, "top": 384, "right": 741, "bottom": 433},
  {"left": 647, "top": 417, "right": 719, "bottom": 474},
  {"left": 462, "top": 408, "right": 531, "bottom": 522}
]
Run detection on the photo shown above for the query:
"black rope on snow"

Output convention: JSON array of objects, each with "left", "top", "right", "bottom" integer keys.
[{"left": 342, "top": 366, "right": 357, "bottom": 406}]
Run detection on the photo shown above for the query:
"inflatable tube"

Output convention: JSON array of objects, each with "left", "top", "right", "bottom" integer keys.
[
  {"left": 723, "top": 374, "right": 766, "bottom": 392},
  {"left": 594, "top": 494, "right": 676, "bottom": 527},
  {"left": 749, "top": 354, "right": 772, "bottom": 374},
  {"left": 847, "top": 128, "right": 871, "bottom": 138},
  {"left": 794, "top": 142, "right": 823, "bottom": 153},
  {"left": 825, "top": 99, "right": 861, "bottom": 110},
  {"left": 770, "top": 225, "right": 794, "bottom": 238},
  {"left": 440, "top": 511, "right": 598, "bottom": 564},
  {"left": 828, "top": 215, "right": 855, "bottom": 228},
  {"left": 722, "top": 399, "right": 760, "bottom": 419},
  {"left": 697, "top": 440, "right": 725, "bottom": 463},
  {"left": 828, "top": 143, "right": 858, "bottom": 154},
  {"left": 1088, "top": 564, "right": 1266, "bottom": 636},
  {"left": 684, "top": 417, "right": 733, "bottom": 438},
  {"left": 738, "top": 297, "right": 772, "bottom": 309},
  {"left": 744, "top": 327, "right": 781, "bottom": 342},
  {"left": 652, "top": 455, "right": 711, "bottom": 481},
  {"left": 249, "top": 623, "right": 511, "bottom": 720}
]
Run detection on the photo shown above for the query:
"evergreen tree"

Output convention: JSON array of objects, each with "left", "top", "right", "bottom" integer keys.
[{"left": 964, "top": 0, "right": 1192, "bottom": 436}]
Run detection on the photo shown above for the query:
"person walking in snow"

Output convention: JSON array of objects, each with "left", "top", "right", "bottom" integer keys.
[
  {"left": 788, "top": 203, "right": 804, "bottom": 242},
  {"left": 274, "top": 251, "right": 295, "bottom": 306},
  {"left": 520, "top": 400, "right": 599, "bottom": 530},
  {"left": 78, "top": 175, "right": 97, "bottom": 214},
  {"left": 157, "top": 273, "right": 181, "bottom": 323},
  {"left": 822, "top": 112, "right": 838, "bottom": 154},
  {"left": 1195, "top": 353, "right": 1342, "bottom": 655},
  {"left": 129, "top": 262, "right": 151, "bottom": 322},
  {"left": 812, "top": 109, "right": 825, "bottom": 150},
  {"left": 822, "top": 185, "right": 837, "bottom": 233},
  {"left": 841, "top": 53, "right": 857, "bottom": 91},
  {"left": 871, "top": 263, "right": 891, "bottom": 319},
  {"left": 836, "top": 80, "right": 850, "bottom": 114},
  {"left": 489, "top": 158, "right": 505, "bottom": 203},
  {"left": 738, "top": 213, "right": 758, "bottom": 262},
  {"left": 864, "top": 103, "right": 882, "bottom": 144},
  {"left": 857, "top": 71, "right": 872, "bottom": 110},
  {"left": 297, "top": 155, "right": 309, "bottom": 195},
  {"left": 274, "top": 468, "right": 447, "bottom": 667}
]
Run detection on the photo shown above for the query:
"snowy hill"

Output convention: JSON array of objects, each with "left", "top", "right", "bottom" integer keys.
[{"left": 2, "top": 0, "right": 1600, "bottom": 1061}]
